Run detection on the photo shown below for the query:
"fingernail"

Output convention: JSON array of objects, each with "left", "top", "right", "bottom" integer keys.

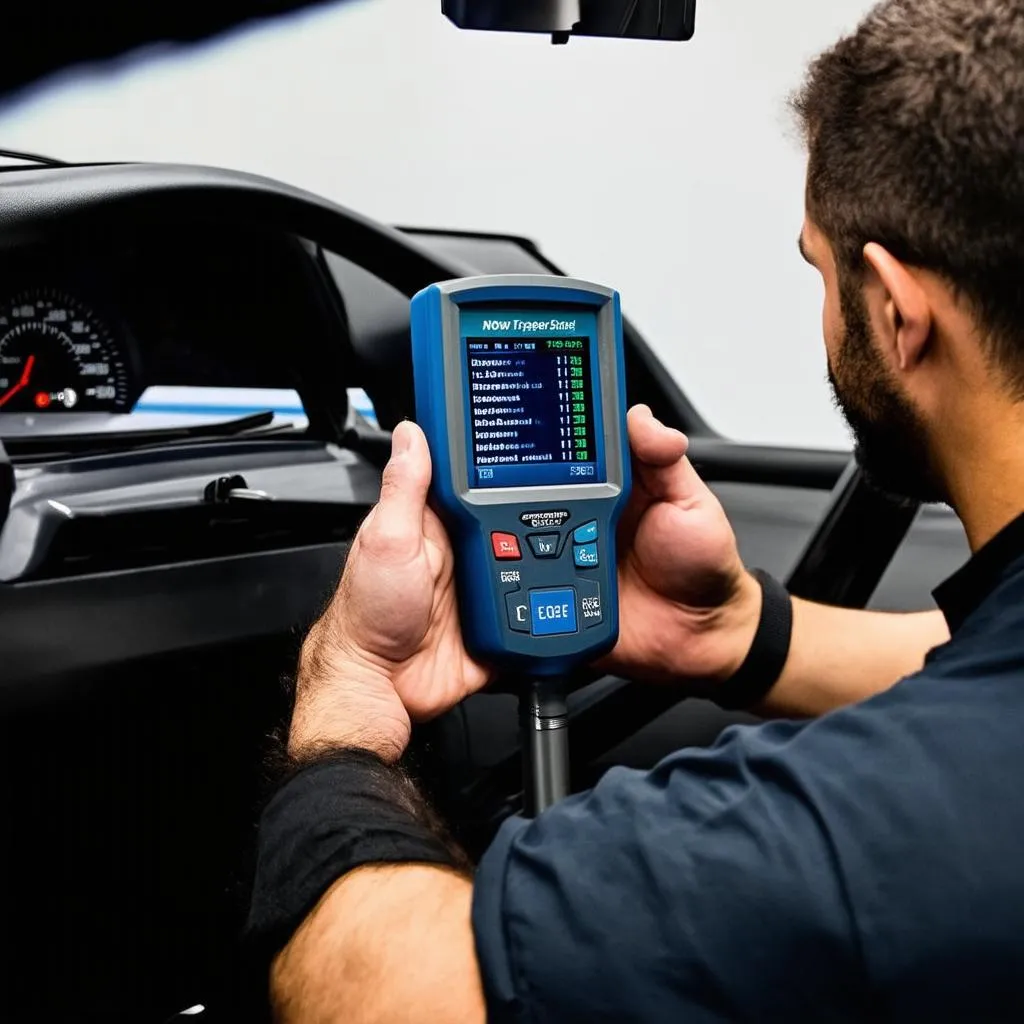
[{"left": 392, "top": 422, "right": 411, "bottom": 457}]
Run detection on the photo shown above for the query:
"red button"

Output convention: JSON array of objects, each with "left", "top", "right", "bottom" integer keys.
[{"left": 491, "top": 532, "right": 522, "bottom": 560}]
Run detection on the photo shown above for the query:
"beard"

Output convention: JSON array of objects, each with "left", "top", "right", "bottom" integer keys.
[{"left": 828, "top": 282, "right": 947, "bottom": 505}]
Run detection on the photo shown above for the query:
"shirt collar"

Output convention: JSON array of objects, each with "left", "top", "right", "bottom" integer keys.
[{"left": 933, "top": 510, "right": 1024, "bottom": 633}]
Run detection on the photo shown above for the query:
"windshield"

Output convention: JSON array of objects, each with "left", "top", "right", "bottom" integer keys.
[{"left": 0, "top": 0, "right": 876, "bottom": 449}]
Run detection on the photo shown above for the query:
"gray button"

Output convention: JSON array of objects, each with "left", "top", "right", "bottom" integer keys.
[
  {"left": 576, "top": 579, "right": 603, "bottom": 628},
  {"left": 505, "top": 590, "right": 530, "bottom": 633},
  {"left": 527, "top": 533, "right": 560, "bottom": 559}
]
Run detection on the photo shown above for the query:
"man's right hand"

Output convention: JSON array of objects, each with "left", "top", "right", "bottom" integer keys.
[
  {"left": 604, "top": 405, "right": 950, "bottom": 714},
  {"left": 604, "top": 405, "right": 762, "bottom": 686}
]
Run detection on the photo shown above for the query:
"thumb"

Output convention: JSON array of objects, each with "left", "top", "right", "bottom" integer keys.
[
  {"left": 627, "top": 404, "right": 708, "bottom": 503},
  {"left": 361, "top": 421, "right": 433, "bottom": 561}
]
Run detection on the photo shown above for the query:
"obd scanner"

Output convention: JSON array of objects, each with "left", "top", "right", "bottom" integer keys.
[{"left": 411, "top": 276, "right": 631, "bottom": 814}]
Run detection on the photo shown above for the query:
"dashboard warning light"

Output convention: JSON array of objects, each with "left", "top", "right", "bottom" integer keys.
[{"left": 34, "top": 392, "right": 51, "bottom": 409}]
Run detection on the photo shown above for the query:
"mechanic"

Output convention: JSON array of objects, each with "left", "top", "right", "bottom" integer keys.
[{"left": 247, "top": 1, "right": 1024, "bottom": 1019}]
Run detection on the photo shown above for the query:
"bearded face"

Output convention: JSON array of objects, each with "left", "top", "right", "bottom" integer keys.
[{"left": 827, "top": 277, "right": 946, "bottom": 505}]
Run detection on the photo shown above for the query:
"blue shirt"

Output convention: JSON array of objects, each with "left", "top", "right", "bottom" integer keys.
[{"left": 473, "top": 514, "right": 1024, "bottom": 1022}]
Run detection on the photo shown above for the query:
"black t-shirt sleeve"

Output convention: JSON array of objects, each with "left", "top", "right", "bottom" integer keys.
[{"left": 472, "top": 718, "right": 870, "bottom": 1023}]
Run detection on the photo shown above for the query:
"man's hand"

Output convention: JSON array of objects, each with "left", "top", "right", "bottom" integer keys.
[
  {"left": 606, "top": 406, "right": 949, "bottom": 714},
  {"left": 605, "top": 405, "right": 761, "bottom": 685},
  {"left": 289, "top": 421, "right": 491, "bottom": 763}
]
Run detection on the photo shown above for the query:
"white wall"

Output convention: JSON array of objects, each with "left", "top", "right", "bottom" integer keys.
[{"left": 0, "top": 0, "right": 877, "bottom": 447}]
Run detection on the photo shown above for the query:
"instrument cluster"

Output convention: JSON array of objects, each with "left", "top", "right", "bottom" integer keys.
[{"left": 0, "top": 289, "right": 131, "bottom": 413}]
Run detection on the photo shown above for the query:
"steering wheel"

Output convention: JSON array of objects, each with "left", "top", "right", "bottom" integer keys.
[{"left": 0, "top": 163, "right": 481, "bottom": 432}]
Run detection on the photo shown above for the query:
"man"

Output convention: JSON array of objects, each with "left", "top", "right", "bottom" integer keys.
[{"left": 248, "top": 0, "right": 1024, "bottom": 1019}]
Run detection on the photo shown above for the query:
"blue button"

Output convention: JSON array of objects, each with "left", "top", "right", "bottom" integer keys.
[
  {"left": 573, "top": 542, "right": 599, "bottom": 569},
  {"left": 529, "top": 588, "right": 578, "bottom": 636},
  {"left": 573, "top": 520, "right": 598, "bottom": 544}
]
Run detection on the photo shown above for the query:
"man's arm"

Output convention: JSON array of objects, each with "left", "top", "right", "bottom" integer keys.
[
  {"left": 606, "top": 407, "right": 951, "bottom": 717},
  {"left": 270, "top": 710, "right": 882, "bottom": 1024},
  {"left": 758, "top": 600, "right": 948, "bottom": 717},
  {"left": 247, "top": 421, "right": 489, "bottom": 1022},
  {"left": 251, "top": 412, "right": 948, "bottom": 1021},
  {"left": 271, "top": 865, "right": 483, "bottom": 1024}
]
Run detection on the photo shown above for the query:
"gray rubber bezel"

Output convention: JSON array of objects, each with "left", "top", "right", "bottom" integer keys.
[{"left": 436, "top": 275, "right": 626, "bottom": 507}]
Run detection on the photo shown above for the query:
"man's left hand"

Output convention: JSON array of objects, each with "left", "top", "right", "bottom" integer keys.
[{"left": 289, "top": 420, "right": 492, "bottom": 763}]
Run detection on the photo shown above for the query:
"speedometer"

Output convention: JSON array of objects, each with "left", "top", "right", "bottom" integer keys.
[{"left": 0, "top": 290, "right": 131, "bottom": 412}]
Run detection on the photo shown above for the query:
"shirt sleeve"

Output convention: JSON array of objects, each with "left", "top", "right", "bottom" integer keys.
[{"left": 472, "top": 717, "right": 871, "bottom": 1023}]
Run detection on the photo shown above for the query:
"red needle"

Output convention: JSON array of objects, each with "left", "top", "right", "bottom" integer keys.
[{"left": 0, "top": 353, "right": 36, "bottom": 408}]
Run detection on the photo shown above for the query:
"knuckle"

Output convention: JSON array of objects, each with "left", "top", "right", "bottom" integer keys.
[{"left": 361, "top": 518, "right": 413, "bottom": 561}]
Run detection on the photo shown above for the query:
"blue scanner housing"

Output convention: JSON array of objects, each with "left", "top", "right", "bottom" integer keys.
[{"left": 411, "top": 275, "right": 631, "bottom": 677}]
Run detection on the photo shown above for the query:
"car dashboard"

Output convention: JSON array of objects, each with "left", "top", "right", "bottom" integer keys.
[
  {"left": 0, "top": 237, "right": 399, "bottom": 696},
  {"left": 0, "top": 223, "right": 344, "bottom": 435}
]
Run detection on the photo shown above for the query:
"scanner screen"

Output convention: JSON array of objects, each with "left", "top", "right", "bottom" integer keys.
[{"left": 462, "top": 309, "right": 605, "bottom": 490}]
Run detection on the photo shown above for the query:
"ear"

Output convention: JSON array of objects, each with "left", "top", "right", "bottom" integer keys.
[{"left": 863, "top": 242, "right": 933, "bottom": 372}]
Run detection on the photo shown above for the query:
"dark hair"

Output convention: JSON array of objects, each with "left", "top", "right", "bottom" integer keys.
[{"left": 793, "top": 0, "right": 1024, "bottom": 385}]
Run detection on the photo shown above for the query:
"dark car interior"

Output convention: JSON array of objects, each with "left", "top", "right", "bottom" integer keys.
[{"left": 0, "top": 159, "right": 969, "bottom": 1021}]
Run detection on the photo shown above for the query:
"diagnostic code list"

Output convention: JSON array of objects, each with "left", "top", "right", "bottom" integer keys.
[{"left": 466, "top": 337, "right": 598, "bottom": 477}]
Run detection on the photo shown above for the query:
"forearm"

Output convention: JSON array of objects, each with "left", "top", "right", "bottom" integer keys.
[
  {"left": 255, "top": 416, "right": 493, "bottom": 1022},
  {"left": 249, "top": 746, "right": 485, "bottom": 1024},
  {"left": 271, "top": 864, "right": 484, "bottom": 1024},
  {"left": 758, "top": 600, "right": 949, "bottom": 718}
]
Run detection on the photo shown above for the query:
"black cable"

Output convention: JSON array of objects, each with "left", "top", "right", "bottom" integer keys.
[
  {"left": 520, "top": 679, "right": 570, "bottom": 817},
  {"left": 0, "top": 147, "right": 67, "bottom": 167}
]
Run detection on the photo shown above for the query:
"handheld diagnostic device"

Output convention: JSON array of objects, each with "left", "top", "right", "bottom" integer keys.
[{"left": 411, "top": 275, "right": 631, "bottom": 812}]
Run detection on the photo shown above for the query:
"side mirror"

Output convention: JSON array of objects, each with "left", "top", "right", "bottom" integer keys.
[{"left": 443, "top": 0, "right": 696, "bottom": 43}]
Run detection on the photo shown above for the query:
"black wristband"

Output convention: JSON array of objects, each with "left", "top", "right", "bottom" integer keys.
[
  {"left": 712, "top": 569, "right": 793, "bottom": 711},
  {"left": 245, "top": 749, "right": 462, "bottom": 962}
]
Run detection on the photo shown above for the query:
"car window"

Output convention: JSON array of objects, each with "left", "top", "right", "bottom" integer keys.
[{"left": 0, "top": 0, "right": 878, "bottom": 449}]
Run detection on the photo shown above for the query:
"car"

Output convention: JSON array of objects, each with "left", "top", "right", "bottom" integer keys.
[{"left": 0, "top": 156, "right": 970, "bottom": 1022}]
